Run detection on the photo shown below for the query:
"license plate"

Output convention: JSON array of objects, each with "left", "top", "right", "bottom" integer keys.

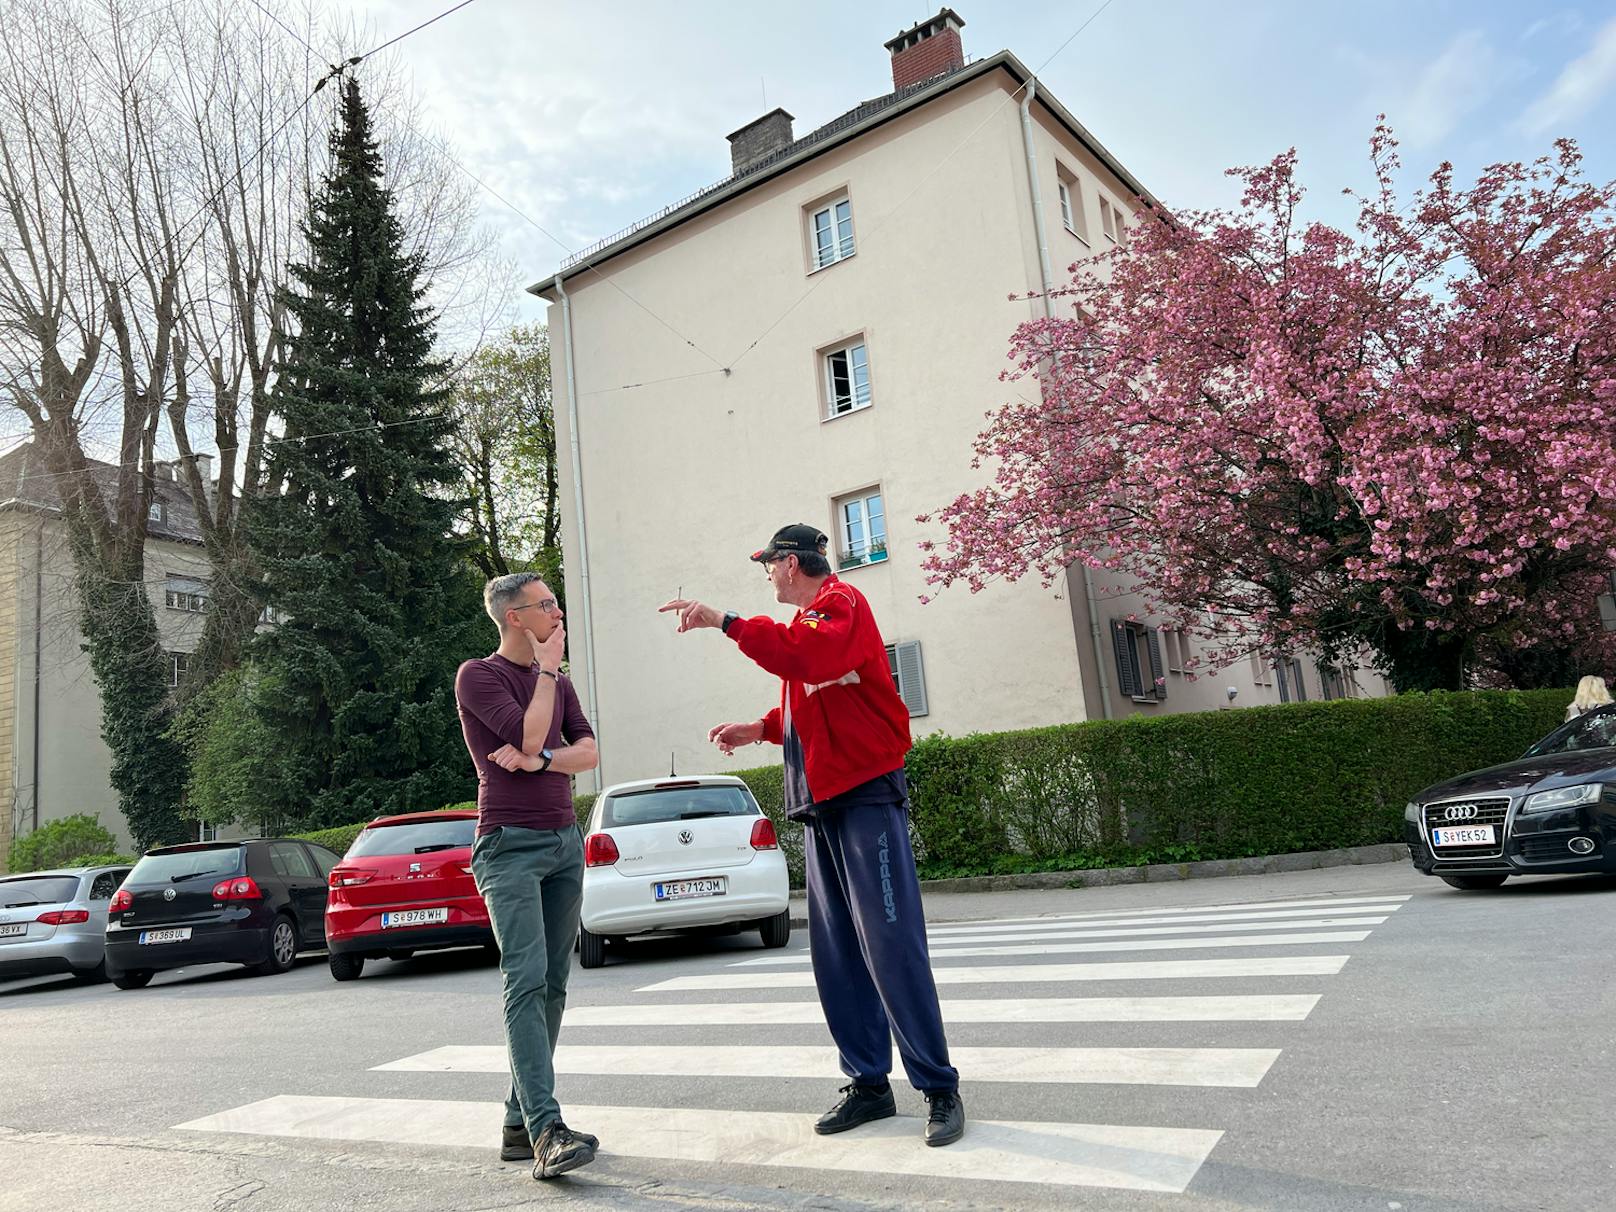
[
  {"left": 0, "top": 923, "right": 25, "bottom": 938},
  {"left": 1432, "top": 825, "right": 1496, "bottom": 847},
  {"left": 654, "top": 877, "right": 727, "bottom": 901},
  {"left": 381, "top": 907, "right": 449, "bottom": 928},
  {"left": 138, "top": 928, "right": 192, "bottom": 945}
]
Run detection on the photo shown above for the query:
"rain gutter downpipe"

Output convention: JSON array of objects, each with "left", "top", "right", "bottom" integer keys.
[
  {"left": 1019, "top": 76, "right": 1113, "bottom": 719},
  {"left": 555, "top": 275, "right": 605, "bottom": 787}
]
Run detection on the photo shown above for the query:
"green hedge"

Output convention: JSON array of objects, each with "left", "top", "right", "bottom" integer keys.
[{"left": 294, "top": 689, "right": 1568, "bottom": 884}]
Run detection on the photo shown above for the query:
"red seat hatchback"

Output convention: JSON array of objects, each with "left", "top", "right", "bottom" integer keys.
[{"left": 324, "top": 810, "right": 493, "bottom": 981}]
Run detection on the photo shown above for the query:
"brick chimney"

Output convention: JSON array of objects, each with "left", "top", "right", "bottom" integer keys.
[
  {"left": 884, "top": 8, "right": 966, "bottom": 91},
  {"left": 726, "top": 108, "right": 795, "bottom": 176}
]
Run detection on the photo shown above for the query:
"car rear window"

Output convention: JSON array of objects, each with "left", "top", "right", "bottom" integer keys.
[
  {"left": 602, "top": 785, "right": 758, "bottom": 828},
  {"left": 347, "top": 818, "right": 477, "bottom": 858},
  {"left": 127, "top": 846, "right": 245, "bottom": 886},
  {"left": 0, "top": 875, "right": 81, "bottom": 906}
]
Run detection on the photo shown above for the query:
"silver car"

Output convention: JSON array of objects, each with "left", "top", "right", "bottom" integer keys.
[{"left": 0, "top": 865, "right": 133, "bottom": 984}]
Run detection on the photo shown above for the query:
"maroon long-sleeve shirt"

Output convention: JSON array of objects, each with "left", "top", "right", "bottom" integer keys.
[{"left": 454, "top": 653, "right": 593, "bottom": 835}]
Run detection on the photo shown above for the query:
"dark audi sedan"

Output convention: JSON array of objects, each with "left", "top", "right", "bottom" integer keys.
[
  {"left": 1406, "top": 705, "right": 1616, "bottom": 889},
  {"left": 105, "top": 838, "right": 341, "bottom": 988}
]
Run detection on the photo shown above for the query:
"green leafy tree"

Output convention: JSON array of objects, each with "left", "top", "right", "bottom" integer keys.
[
  {"left": 449, "top": 324, "right": 563, "bottom": 597},
  {"left": 244, "top": 77, "right": 478, "bottom": 830}
]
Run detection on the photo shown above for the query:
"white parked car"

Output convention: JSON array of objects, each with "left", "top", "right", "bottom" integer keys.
[{"left": 578, "top": 775, "right": 790, "bottom": 968}]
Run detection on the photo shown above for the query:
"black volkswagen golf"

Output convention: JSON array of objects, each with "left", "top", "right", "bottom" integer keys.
[
  {"left": 104, "top": 838, "right": 341, "bottom": 988},
  {"left": 1406, "top": 705, "right": 1616, "bottom": 890}
]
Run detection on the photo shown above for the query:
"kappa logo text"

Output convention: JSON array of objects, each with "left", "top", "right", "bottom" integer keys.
[{"left": 877, "top": 832, "right": 898, "bottom": 923}]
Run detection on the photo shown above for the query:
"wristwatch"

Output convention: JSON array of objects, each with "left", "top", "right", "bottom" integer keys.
[
  {"left": 721, "top": 611, "right": 740, "bottom": 635},
  {"left": 537, "top": 748, "right": 554, "bottom": 772}
]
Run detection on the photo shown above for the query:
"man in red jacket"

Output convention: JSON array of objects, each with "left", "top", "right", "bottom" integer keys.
[{"left": 659, "top": 523, "right": 963, "bottom": 1147}]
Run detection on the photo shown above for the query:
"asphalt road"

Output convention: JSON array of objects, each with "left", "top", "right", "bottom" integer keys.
[{"left": 2, "top": 861, "right": 1611, "bottom": 1212}]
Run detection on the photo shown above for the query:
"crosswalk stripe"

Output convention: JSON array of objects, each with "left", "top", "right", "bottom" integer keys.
[
  {"left": 736, "top": 918, "right": 1387, "bottom": 965},
  {"left": 176, "top": 1094, "right": 1223, "bottom": 1193},
  {"left": 639, "top": 954, "right": 1350, "bottom": 991},
  {"left": 737, "top": 930, "right": 1372, "bottom": 967},
  {"left": 560, "top": 993, "right": 1322, "bottom": 1026},
  {"left": 374, "top": 1043, "right": 1281, "bottom": 1088},
  {"left": 926, "top": 903, "right": 1404, "bottom": 938},
  {"left": 925, "top": 895, "right": 1411, "bottom": 933}
]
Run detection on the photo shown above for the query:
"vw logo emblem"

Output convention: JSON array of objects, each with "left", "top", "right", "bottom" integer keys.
[
  {"left": 678, "top": 830, "right": 694, "bottom": 846},
  {"left": 163, "top": 887, "right": 177, "bottom": 900},
  {"left": 1443, "top": 804, "right": 1478, "bottom": 821}
]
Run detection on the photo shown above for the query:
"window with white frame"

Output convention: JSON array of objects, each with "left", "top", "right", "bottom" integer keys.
[
  {"left": 167, "top": 650, "right": 191, "bottom": 688},
  {"left": 1249, "top": 651, "right": 1273, "bottom": 686},
  {"left": 823, "top": 339, "right": 872, "bottom": 418},
  {"left": 809, "top": 197, "right": 855, "bottom": 270},
  {"left": 1099, "top": 197, "right": 1118, "bottom": 243},
  {"left": 1317, "top": 663, "right": 1349, "bottom": 700},
  {"left": 835, "top": 488, "right": 887, "bottom": 570},
  {"left": 148, "top": 500, "right": 164, "bottom": 523},
  {"left": 164, "top": 574, "right": 208, "bottom": 613},
  {"left": 1056, "top": 165, "right": 1087, "bottom": 242},
  {"left": 1111, "top": 620, "right": 1166, "bottom": 702},
  {"left": 1276, "top": 657, "right": 1307, "bottom": 703},
  {"left": 1163, "top": 626, "right": 1193, "bottom": 675},
  {"left": 885, "top": 641, "right": 929, "bottom": 717}
]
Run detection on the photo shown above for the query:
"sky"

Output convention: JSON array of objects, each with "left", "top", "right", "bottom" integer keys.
[{"left": 333, "top": 0, "right": 1616, "bottom": 334}]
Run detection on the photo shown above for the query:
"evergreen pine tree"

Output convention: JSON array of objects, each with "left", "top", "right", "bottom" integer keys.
[{"left": 247, "top": 76, "right": 479, "bottom": 828}]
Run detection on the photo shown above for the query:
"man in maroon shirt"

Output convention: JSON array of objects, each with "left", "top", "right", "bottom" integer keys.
[{"left": 455, "top": 572, "right": 599, "bottom": 1180}]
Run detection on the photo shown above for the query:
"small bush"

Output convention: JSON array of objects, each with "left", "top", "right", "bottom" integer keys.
[{"left": 8, "top": 814, "right": 122, "bottom": 873}]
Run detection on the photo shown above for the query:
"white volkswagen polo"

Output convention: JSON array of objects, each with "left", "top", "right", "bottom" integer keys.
[{"left": 577, "top": 775, "right": 791, "bottom": 968}]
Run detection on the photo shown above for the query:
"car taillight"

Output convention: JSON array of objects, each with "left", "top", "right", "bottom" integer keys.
[
  {"left": 37, "top": 909, "right": 91, "bottom": 925},
  {"left": 211, "top": 877, "right": 263, "bottom": 901},
  {"left": 109, "top": 889, "right": 133, "bottom": 912},
  {"left": 329, "top": 869, "right": 375, "bottom": 888},
  {"left": 750, "top": 818, "right": 779, "bottom": 850},
  {"left": 584, "top": 832, "right": 620, "bottom": 867}
]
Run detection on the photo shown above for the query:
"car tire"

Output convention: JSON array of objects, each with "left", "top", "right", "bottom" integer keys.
[
  {"left": 112, "top": 970, "right": 153, "bottom": 990},
  {"left": 577, "top": 924, "right": 606, "bottom": 969},
  {"left": 328, "top": 952, "right": 364, "bottom": 982},
  {"left": 759, "top": 909, "right": 791, "bottom": 949},
  {"left": 1439, "top": 873, "right": 1510, "bottom": 890},
  {"left": 253, "top": 915, "right": 299, "bottom": 976},
  {"left": 73, "top": 959, "right": 109, "bottom": 985}
]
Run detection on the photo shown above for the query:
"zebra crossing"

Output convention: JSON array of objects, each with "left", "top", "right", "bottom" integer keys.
[{"left": 175, "top": 889, "right": 1412, "bottom": 1197}]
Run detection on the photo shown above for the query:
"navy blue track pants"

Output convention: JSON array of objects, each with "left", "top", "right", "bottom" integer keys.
[{"left": 803, "top": 797, "right": 958, "bottom": 1094}]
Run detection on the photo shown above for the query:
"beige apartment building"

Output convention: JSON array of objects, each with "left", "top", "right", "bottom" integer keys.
[
  {"left": 531, "top": 10, "right": 1387, "bottom": 792},
  {"left": 0, "top": 442, "right": 215, "bottom": 867}
]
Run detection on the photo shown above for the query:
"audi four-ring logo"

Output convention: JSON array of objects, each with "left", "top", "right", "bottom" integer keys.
[{"left": 1443, "top": 804, "right": 1478, "bottom": 821}]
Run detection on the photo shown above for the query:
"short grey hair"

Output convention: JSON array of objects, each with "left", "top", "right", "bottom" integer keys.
[{"left": 484, "top": 572, "right": 546, "bottom": 631}]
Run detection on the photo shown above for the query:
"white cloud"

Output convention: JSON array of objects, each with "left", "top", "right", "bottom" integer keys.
[
  {"left": 1520, "top": 14, "right": 1616, "bottom": 134},
  {"left": 1522, "top": 12, "right": 1582, "bottom": 42},
  {"left": 1396, "top": 31, "right": 1505, "bottom": 148}
]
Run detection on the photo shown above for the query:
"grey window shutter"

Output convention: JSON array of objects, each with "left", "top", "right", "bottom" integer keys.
[
  {"left": 1276, "top": 661, "right": 1291, "bottom": 703},
  {"left": 1291, "top": 660, "right": 1307, "bottom": 702},
  {"left": 893, "top": 640, "right": 928, "bottom": 717},
  {"left": 1111, "top": 621, "right": 1139, "bottom": 698},
  {"left": 1146, "top": 628, "right": 1166, "bottom": 700}
]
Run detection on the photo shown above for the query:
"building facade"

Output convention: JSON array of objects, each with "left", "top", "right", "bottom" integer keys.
[
  {"left": 531, "top": 11, "right": 1387, "bottom": 792},
  {"left": 0, "top": 443, "right": 214, "bottom": 868}
]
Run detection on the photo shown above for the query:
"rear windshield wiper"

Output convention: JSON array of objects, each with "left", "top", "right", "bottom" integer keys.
[
  {"left": 414, "top": 844, "right": 456, "bottom": 854},
  {"left": 171, "top": 869, "right": 226, "bottom": 882},
  {"left": 678, "top": 811, "right": 730, "bottom": 820},
  {"left": 2, "top": 899, "right": 40, "bottom": 908}
]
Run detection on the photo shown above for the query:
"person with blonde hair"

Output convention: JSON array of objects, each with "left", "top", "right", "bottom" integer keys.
[{"left": 1565, "top": 675, "right": 1614, "bottom": 722}]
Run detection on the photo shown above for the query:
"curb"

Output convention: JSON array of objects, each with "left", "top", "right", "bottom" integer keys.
[{"left": 786, "top": 842, "right": 1406, "bottom": 923}]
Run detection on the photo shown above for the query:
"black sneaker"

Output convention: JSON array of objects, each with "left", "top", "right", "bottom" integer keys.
[
  {"left": 500, "top": 1123, "right": 533, "bottom": 1161},
  {"left": 924, "top": 1090, "right": 965, "bottom": 1147},
  {"left": 814, "top": 1082, "right": 896, "bottom": 1135},
  {"left": 504, "top": 1123, "right": 596, "bottom": 1161},
  {"left": 531, "top": 1120, "right": 596, "bottom": 1179}
]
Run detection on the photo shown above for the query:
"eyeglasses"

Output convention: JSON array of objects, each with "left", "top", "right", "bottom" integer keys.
[{"left": 513, "top": 598, "right": 559, "bottom": 614}]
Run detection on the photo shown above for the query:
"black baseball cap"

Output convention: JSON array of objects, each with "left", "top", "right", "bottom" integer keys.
[{"left": 751, "top": 523, "right": 828, "bottom": 562}]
